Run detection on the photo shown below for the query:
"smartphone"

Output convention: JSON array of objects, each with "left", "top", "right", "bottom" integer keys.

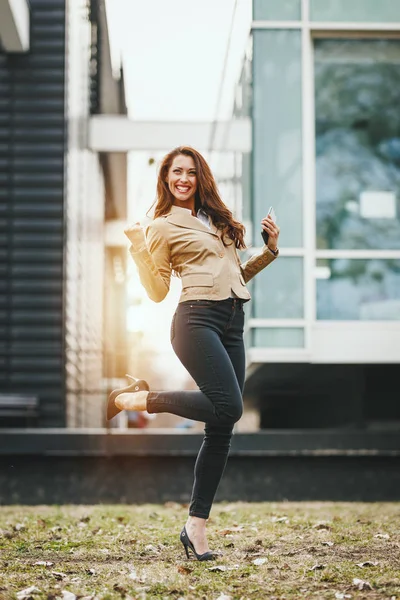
[{"left": 261, "top": 206, "right": 277, "bottom": 245}]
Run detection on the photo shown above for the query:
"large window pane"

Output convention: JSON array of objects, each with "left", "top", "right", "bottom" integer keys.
[
  {"left": 316, "top": 259, "right": 400, "bottom": 320},
  {"left": 254, "top": 257, "right": 303, "bottom": 318},
  {"left": 253, "top": 0, "right": 301, "bottom": 21},
  {"left": 234, "top": 52, "right": 252, "bottom": 229},
  {"left": 253, "top": 30, "right": 303, "bottom": 248},
  {"left": 315, "top": 39, "right": 400, "bottom": 250},
  {"left": 252, "top": 327, "right": 304, "bottom": 347},
  {"left": 310, "top": 0, "right": 400, "bottom": 23}
]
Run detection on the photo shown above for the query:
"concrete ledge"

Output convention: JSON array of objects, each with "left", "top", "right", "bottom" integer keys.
[
  {"left": 1, "top": 429, "right": 399, "bottom": 503},
  {"left": 1, "top": 454, "right": 399, "bottom": 505},
  {"left": 1, "top": 428, "right": 400, "bottom": 457}
]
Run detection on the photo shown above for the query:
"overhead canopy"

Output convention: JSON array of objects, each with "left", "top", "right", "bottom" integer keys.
[{"left": 88, "top": 117, "right": 252, "bottom": 153}]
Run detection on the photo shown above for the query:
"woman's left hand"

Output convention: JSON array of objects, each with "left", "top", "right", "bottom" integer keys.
[{"left": 261, "top": 214, "right": 280, "bottom": 251}]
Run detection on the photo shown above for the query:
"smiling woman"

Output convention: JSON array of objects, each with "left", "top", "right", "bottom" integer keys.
[
  {"left": 107, "top": 145, "right": 280, "bottom": 562},
  {"left": 166, "top": 155, "right": 198, "bottom": 211}
]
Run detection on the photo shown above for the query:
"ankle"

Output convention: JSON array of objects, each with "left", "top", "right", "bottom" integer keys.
[
  {"left": 115, "top": 390, "right": 148, "bottom": 411},
  {"left": 186, "top": 516, "right": 207, "bottom": 532}
]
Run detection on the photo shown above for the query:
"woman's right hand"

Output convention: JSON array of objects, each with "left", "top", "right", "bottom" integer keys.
[{"left": 124, "top": 222, "right": 146, "bottom": 247}]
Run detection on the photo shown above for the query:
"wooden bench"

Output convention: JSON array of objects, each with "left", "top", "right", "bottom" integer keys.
[{"left": 0, "top": 394, "right": 39, "bottom": 427}]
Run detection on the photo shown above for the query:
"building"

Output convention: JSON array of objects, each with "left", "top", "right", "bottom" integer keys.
[
  {"left": 0, "top": 0, "right": 128, "bottom": 427},
  {"left": 237, "top": 0, "right": 400, "bottom": 429},
  {"left": 0, "top": 0, "right": 399, "bottom": 504}
]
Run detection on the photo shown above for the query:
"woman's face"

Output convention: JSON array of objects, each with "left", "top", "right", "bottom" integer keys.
[{"left": 166, "top": 154, "right": 197, "bottom": 209}]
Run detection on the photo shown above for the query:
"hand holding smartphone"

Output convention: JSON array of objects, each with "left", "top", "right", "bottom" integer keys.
[{"left": 261, "top": 206, "right": 277, "bottom": 245}]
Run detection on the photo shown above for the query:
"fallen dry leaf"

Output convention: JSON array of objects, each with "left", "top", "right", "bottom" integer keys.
[
  {"left": 91, "top": 527, "right": 102, "bottom": 535},
  {"left": 217, "top": 526, "right": 244, "bottom": 536},
  {"left": 335, "top": 593, "right": 352, "bottom": 599},
  {"left": 52, "top": 572, "right": 67, "bottom": 580},
  {"left": 113, "top": 583, "right": 127, "bottom": 595},
  {"left": 33, "top": 561, "right": 54, "bottom": 567},
  {"left": 177, "top": 565, "right": 192, "bottom": 575},
  {"left": 16, "top": 587, "right": 41, "bottom": 600},
  {"left": 309, "top": 564, "right": 327, "bottom": 571},
  {"left": 374, "top": 533, "right": 390, "bottom": 539},
  {"left": 128, "top": 570, "right": 137, "bottom": 580},
  {"left": 353, "top": 578, "right": 373, "bottom": 590},
  {"left": 1, "top": 530, "right": 14, "bottom": 539},
  {"left": 80, "top": 516, "right": 90, "bottom": 523},
  {"left": 356, "top": 561, "right": 378, "bottom": 567},
  {"left": 252, "top": 558, "right": 267, "bottom": 566},
  {"left": 314, "top": 522, "right": 332, "bottom": 531},
  {"left": 208, "top": 565, "right": 227, "bottom": 572},
  {"left": 271, "top": 516, "right": 289, "bottom": 523},
  {"left": 321, "top": 541, "right": 334, "bottom": 547},
  {"left": 61, "top": 592, "right": 76, "bottom": 600},
  {"left": 216, "top": 594, "right": 232, "bottom": 600},
  {"left": 164, "top": 501, "right": 183, "bottom": 509}
]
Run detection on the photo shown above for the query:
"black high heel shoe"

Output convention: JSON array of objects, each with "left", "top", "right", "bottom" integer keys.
[
  {"left": 180, "top": 526, "right": 215, "bottom": 561},
  {"left": 107, "top": 374, "right": 150, "bottom": 421}
]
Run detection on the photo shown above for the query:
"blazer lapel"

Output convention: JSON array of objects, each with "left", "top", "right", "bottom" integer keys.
[{"left": 166, "top": 205, "right": 219, "bottom": 237}]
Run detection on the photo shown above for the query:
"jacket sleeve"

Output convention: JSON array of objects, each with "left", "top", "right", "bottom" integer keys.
[
  {"left": 239, "top": 245, "right": 279, "bottom": 284},
  {"left": 129, "top": 222, "right": 172, "bottom": 303}
]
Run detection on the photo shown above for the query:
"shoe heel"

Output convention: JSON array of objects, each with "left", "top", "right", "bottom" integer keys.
[
  {"left": 180, "top": 528, "right": 190, "bottom": 559},
  {"left": 182, "top": 541, "right": 190, "bottom": 559}
]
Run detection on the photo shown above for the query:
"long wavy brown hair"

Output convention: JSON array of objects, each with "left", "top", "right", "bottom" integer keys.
[{"left": 148, "top": 146, "right": 246, "bottom": 249}]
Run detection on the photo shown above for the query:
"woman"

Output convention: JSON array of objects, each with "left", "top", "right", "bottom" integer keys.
[{"left": 107, "top": 146, "right": 280, "bottom": 561}]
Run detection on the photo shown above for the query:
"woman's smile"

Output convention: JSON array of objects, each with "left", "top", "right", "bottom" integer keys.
[{"left": 175, "top": 184, "right": 191, "bottom": 194}]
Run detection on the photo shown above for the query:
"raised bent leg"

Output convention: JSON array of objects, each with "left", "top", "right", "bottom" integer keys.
[{"left": 147, "top": 317, "right": 243, "bottom": 426}]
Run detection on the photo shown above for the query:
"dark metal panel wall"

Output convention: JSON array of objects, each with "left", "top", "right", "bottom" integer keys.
[{"left": 0, "top": 0, "right": 66, "bottom": 426}]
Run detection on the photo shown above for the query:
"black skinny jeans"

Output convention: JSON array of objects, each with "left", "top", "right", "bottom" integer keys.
[{"left": 147, "top": 297, "right": 246, "bottom": 519}]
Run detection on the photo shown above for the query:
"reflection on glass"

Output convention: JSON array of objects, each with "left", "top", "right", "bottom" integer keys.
[
  {"left": 253, "top": 0, "right": 301, "bottom": 21},
  {"left": 310, "top": 0, "right": 400, "bottom": 23},
  {"left": 252, "top": 327, "right": 304, "bottom": 348},
  {"left": 316, "top": 259, "right": 400, "bottom": 320},
  {"left": 314, "top": 39, "right": 400, "bottom": 250},
  {"left": 253, "top": 30, "right": 303, "bottom": 248},
  {"left": 234, "top": 50, "right": 252, "bottom": 229},
  {"left": 254, "top": 257, "right": 303, "bottom": 318}
]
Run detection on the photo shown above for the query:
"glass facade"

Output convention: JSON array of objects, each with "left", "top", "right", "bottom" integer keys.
[
  {"left": 315, "top": 39, "right": 400, "bottom": 251},
  {"left": 317, "top": 258, "right": 400, "bottom": 320},
  {"left": 253, "top": 327, "right": 304, "bottom": 348},
  {"left": 253, "top": 258, "right": 304, "bottom": 319},
  {"left": 249, "top": 3, "right": 400, "bottom": 351},
  {"left": 252, "top": 29, "right": 303, "bottom": 249},
  {"left": 253, "top": 0, "right": 301, "bottom": 21},
  {"left": 310, "top": 0, "right": 400, "bottom": 23},
  {"left": 233, "top": 46, "right": 253, "bottom": 237}
]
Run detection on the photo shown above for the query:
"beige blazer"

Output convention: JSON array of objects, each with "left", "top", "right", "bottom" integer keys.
[{"left": 128, "top": 205, "right": 278, "bottom": 303}]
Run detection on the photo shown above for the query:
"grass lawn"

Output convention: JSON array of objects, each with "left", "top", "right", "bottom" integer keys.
[{"left": 0, "top": 502, "right": 399, "bottom": 600}]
